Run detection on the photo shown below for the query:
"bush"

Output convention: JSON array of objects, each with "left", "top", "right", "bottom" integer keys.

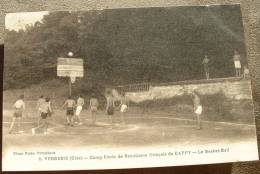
[
  {"left": 132, "top": 94, "right": 193, "bottom": 108},
  {"left": 131, "top": 91, "right": 254, "bottom": 123},
  {"left": 199, "top": 91, "right": 233, "bottom": 120}
]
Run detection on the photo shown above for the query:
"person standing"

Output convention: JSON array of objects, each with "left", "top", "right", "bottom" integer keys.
[
  {"left": 233, "top": 50, "right": 242, "bottom": 77},
  {"left": 32, "top": 97, "right": 52, "bottom": 135},
  {"left": 202, "top": 55, "right": 210, "bottom": 80},
  {"left": 106, "top": 91, "right": 115, "bottom": 127},
  {"left": 191, "top": 91, "right": 202, "bottom": 130},
  {"left": 119, "top": 93, "right": 129, "bottom": 124},
  {"left": 36, "top": 95, "right": 45, "bottom": 126},
  {"left": 74, "top": 95, "right": 84, "bottom": 125},
  {"left": 89, "top": 95, "right": 99, "bottom": 125},
  {"left": 62, "top": 96, "right": 76, "bottom": 126},
  {"left": 9, "top": 95, "right": 25, "bottom": 134}
]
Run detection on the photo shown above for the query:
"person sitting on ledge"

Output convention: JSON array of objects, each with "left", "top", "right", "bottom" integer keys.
[{"left": 243, "top": 65, "right": 250, "bottom": 79}]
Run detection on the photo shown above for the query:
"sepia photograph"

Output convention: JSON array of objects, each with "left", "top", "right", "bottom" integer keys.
[{"left": 2, "top": 4, "right": 259, "bottom": 171}]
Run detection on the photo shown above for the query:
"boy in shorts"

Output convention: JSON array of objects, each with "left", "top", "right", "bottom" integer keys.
[
  {"left": 74, "top": 95, "right": 84, "bottom": 125},
  {"left": 9, "top": 95, "right": 25, "bottom": 134},
  {"left": 191, "top": 91, "right": 202, "bottom": 130},
  {"left": 119, "top": 93, "right": 129, "bottom": 124},
  {"left": 36, "top": 95, "right": 45, "bottom": 126},
  {"left": 233, "top": 50, "right": 242, "bottom": 77},
  {"left": 106, "top": 91, "right": 115, "bottom": 127},
  {"left": 62, "top": 96, "right": 76, "bottom": 126},
  {"left": 32, "top": 97, "right": 52, "bottom": 134},
  {"left": 89, "top": 95, "right": 99, "bottom": 125},
  {"left": 202, "top": 55, "right": 210, "bottom": 80}
]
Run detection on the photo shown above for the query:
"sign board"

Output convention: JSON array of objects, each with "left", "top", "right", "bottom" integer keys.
[{"left": 57, "top": 58, "right": 84, "bottom": 77}]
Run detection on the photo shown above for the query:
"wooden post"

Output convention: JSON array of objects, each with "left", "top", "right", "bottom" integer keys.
[{"left": 69, "top": 77, "right": 72, "bottom": 96}]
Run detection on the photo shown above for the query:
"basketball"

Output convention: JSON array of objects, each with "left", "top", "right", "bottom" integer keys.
[{"left": 68, "top": 52, "right": 73, "bottom": 57}]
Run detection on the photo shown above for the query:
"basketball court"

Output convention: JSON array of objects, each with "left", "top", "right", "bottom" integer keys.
[{"left": 3, "top": 109, "right": 257, "bottom": 149}]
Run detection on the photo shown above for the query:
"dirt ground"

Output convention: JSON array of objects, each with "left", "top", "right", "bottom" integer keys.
[{"left": 2, "top": 108, "right": 257, "bottom": 149}]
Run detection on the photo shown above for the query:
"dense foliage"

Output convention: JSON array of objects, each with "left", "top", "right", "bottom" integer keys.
[{"left": 4, "top": 5, "right": 247, "bottom": 91}]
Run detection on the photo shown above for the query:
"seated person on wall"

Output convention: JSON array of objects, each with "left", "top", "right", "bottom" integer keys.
[{"left": 243, "top": 65, "right": 250, "bottom": 79}]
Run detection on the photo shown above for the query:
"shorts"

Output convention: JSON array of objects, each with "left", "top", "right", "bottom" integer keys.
[
  {"left": 13, "top": 108, "right": 22, "bottom": 117},
  {"left": 107, "top": 106, "right": 114, "bottom": 115},
  {"left": 48, "top": 110, "right": 52, "bottom": 117},
  {"left": 41, "top": 112, "right": 48, "bottom": 119},
  {"left": 120, "top": 104, "right": 128, "bottom": 113},
  {"left": 195, "top": 105, "right": 202, "bottom": 115},
  {"left": 203, "top": 65, "right": 209, "bottom": 72},
  {"left": 90, "top": 106, "right": 98, "bottom": 112},
  {"left": 234, "top": 61, "right": 241, "bottom": 69},
  {"left": 75, "top": 106, "right": 82, "bottom": 116},
  {"left": 67, "top": 107, "right": 74, "bottom": 116}
]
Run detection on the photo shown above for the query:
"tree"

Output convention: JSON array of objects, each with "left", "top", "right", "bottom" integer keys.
[{"left": 4, "top": 5, "right": 246, "bottom": 91}]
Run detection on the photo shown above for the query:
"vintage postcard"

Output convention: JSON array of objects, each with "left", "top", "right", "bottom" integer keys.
[{"left": 2, "top": 4, "right": 259, "bottom": 171}]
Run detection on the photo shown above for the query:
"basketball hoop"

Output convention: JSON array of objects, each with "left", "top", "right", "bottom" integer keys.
[{"left": 70, "top": 76, "right": 76, "bottom": 83}]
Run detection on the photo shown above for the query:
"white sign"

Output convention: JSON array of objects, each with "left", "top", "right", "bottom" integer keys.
[{"left": 57, "top": 58, "right": 84, "bottom": 77}]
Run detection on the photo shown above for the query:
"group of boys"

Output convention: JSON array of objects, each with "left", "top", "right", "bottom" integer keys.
[
  {"left": 8, "top": 90, "right": 203, "bottom": 134},
  {"left": 105, "top": 91, "right": 129, "bottom": 127},
  {"left": 8, "top": 95, "right": 53, "bottom": 134},
  {"left": 8, "top": 92, "right": 130, "bottom": 134},
  {"left": 202, "top": 50, "right": 250, "bottom": 80},
  {"left": 61, "top": 95, "right": 102, "bottom": 127},
  {"left": 62, "top": 95, "right": 84, "bottom": 127}
]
